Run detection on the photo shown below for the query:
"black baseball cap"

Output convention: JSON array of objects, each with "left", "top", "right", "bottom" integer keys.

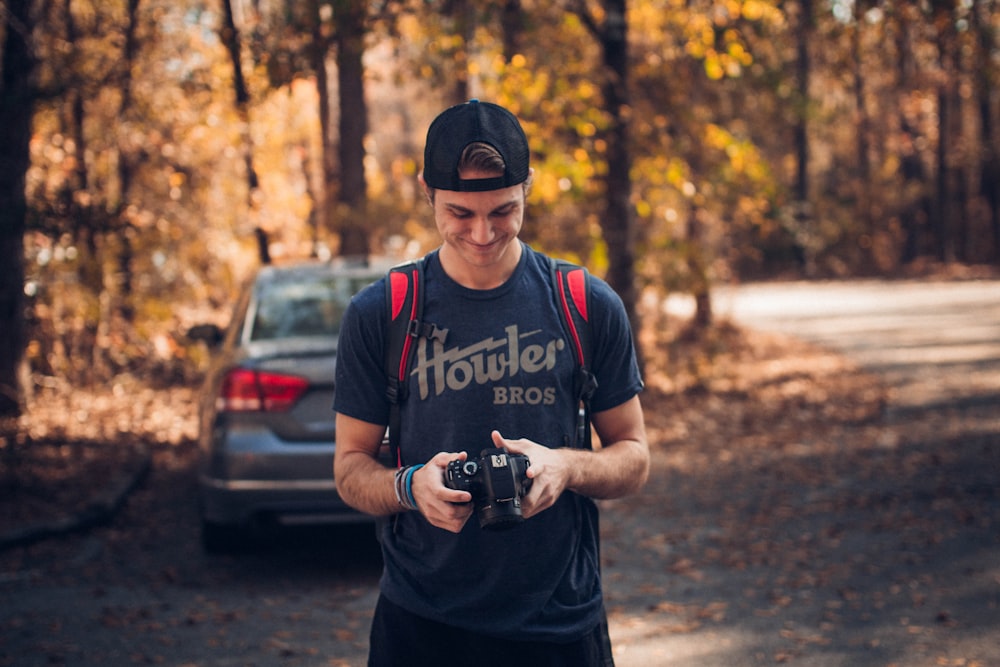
[{"left": 422, "top": 99, "right": 530, "bottom": 192}]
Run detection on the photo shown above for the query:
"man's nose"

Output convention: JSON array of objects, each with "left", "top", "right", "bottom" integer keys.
[{"left": 468, "top": 216, "right": 494, "bottom": 243}]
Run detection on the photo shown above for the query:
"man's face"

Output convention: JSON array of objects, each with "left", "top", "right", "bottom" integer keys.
[{"left": 428, "top": 168, "right": 526, "bottom": 272}]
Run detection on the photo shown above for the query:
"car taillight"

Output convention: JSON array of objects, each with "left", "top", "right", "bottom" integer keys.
[{"left": 217, "top": 369, "right": 309, "bottom": 412}]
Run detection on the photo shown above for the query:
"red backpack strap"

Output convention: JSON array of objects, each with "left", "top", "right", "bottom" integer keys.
[
  {"left": 550, "top": 258, "right": 598, "bottom": 449},
  {"left": 384, "top": 260, "right": 422, "bottom": 467},
  {"left": 383, "top": 257, "right": 446, "bottom": 467}
]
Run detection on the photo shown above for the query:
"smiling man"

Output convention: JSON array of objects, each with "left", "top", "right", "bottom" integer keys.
[{"left": 333, "top": 100, "right": 649, "bottom": 667}]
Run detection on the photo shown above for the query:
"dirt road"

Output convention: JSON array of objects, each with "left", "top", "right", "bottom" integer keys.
[
  {"left": 2, "top": 279, "right": 998, "bottom": 666},
  {"left": 715, "top": 279, "right": 1000, "bottom": 412},
  {"left": 609, "top": 279, "right": 1000, "bottom": 665}
]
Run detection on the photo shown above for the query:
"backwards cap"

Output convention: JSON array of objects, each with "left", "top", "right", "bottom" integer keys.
[{"left": 422, "top": 99, "right": 530, "bottom": 192}]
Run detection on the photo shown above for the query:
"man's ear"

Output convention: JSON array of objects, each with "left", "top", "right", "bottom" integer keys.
[
  {"left": 523, "top": 167, "right": 535, "bottom": 198},
  {"left": 418, "top": 171, "right": 434, "bottom": 206}
]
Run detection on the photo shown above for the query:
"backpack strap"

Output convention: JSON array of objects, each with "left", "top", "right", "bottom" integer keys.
[
  {"left": 384, "top": 257, "right": 446, "bottom": 467},
  {"left": 384, "top": 256, "right": 596, "bottom": 466},
  {"left": 549, "top": 258, "right": 599, "bottom": 449}
]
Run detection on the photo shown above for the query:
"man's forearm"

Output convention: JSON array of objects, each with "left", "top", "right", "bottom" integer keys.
[
  {"left": 564, "top": 438, "right": 649, "bottom": 499},
  {"left": 566, "top": 395, "right": 649, "bottom": 499},
  {"left": 336, "top": 451, "right": 403, "bottom": 517}
]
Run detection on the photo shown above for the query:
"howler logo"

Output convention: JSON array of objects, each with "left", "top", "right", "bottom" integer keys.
[{"left": 410, "top": 324, "right": 565, "bottom": 403}]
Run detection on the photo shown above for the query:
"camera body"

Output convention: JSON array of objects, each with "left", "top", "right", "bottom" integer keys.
[{"left": 445, "top": 447, "right": 532, "bottom": 530}]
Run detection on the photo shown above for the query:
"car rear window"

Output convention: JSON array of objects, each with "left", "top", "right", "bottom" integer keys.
[{"left": 249, "top": 274, "right": 374, "bottom": 341}]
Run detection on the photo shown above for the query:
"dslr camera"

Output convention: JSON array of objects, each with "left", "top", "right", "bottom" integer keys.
[{"left": 444, "top": 447, "right": 532, "bottom": 530}]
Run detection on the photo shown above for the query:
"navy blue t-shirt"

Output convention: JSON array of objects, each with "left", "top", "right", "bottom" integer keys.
[{"left": 333, "top": 243, "right": 642, "bottom": 642}]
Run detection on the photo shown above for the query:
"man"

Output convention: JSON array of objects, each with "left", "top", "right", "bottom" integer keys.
[{"left": 333, "top": 99, "right": 649, "bottom": 666}]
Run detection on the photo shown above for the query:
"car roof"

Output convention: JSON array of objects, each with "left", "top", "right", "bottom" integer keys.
[{"left": 254, "top": 256, "right": 396, "bottom": 283}]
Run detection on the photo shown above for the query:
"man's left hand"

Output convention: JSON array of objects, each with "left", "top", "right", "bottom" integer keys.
[{"left": 490, "top": 430, "right": 570, "bottom": 519}]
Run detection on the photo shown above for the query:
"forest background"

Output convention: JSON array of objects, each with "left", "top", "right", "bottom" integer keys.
[{"left": 1, "top": 0, "right": 998, "bottom": 425}]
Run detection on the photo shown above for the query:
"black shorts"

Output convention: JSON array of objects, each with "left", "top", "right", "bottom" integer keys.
[{"left": 367, "top": 594, "right": 615, "bottom": 667}]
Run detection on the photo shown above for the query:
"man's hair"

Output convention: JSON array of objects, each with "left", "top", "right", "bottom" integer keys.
[
  {"left": 425, "top": 142, "right": 532, "bottom": 204},
  {"left": 459, "top": 142, "right": 507, "bottom": 174}
]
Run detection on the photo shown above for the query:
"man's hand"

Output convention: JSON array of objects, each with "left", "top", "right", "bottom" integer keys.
[
  {"left": 410, "top": 451, "right": 475, "bottom": 533},
  {"left": 491, "top": 396, "right": 650, "bottom": 515},
  {"left": 490, "top": 430, "right": 570, "bottom": 519}
]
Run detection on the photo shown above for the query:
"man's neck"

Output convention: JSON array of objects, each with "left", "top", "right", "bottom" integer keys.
[{"left": 438, "top": 240, "right": 523, "bottom": 290}]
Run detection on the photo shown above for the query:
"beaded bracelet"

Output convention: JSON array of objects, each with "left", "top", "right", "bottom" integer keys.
[{"left": 393, "top": 467, "right": 409, "bottom": 508}]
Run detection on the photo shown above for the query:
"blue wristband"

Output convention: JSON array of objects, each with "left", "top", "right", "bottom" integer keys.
[{"left": 404, "top": 464, "right": 424, "bottom": 510}]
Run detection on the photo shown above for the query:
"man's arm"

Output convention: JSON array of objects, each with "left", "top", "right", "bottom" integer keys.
[
  {"left": 496, "top": 394, "right": 649, "bottom": 518},
  {"left": 572, "top": 394, "right": 649, "bottom": 497},
  {"left": 333, "top": 413, "right": 398, "bottom": 516},
  {"left": 334, "top": 412, "right": 474, "bottom": 531}
]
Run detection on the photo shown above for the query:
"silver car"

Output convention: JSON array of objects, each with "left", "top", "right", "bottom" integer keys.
[{"left": 191, "top": 258, "right": 385, "bottom": 552}]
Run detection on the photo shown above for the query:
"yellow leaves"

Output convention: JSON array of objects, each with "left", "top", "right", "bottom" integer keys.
[
  {"left": 683, "top": 16, "right": 715, "bottom": 59},
  {"left": 493, "top": 56, "right": 550, "bottom": 109},
  {"left": 743, "top": 0, "right": 786, "bottom": 26},
  {"left": 636, "top": 199, "right": 653, "bottom": 219},
  {"left": 696, "top": 39, "right": 753, "bottom": 80},
  {"left": 636, "top": 154, "right": 682, "bottom": 188},
  {"left": 704, "top": 56, "right": 727, "bottom": 80},
  {"left": 631, "top": 2, "right": 669, "bottom": 34},
  {"left": 727, "top": 40, "right": 752, "bottom": 66},
  {"left": 677, "top": 1, "right": 768, "bottom": 79},
  {"left": 533, "top": 171, "right": 564, "bottom": 205},
  {"left": 703, "top": 124, "right": 772, "bottom": 183},
  {"left": 576, "top": 79, "right": 600, "bottom": 102},
  {"left": 530, "top": 150, "right": 598, "bottom": 206},
  {"left": 429, "top": 33, "right": 464, "bottom": 54},
  {"left": 703, "top": 123, "right": 733, "bottom": 151}
]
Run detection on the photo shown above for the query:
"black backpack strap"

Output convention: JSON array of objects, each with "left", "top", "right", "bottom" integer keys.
[
  {"left": 549, "top": 258, "right": 599, "bottom": 449},
  {"left": 384, "top": 257, "right": 446, "bottom": 467}
]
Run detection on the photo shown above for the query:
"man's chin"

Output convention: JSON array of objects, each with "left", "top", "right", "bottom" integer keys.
[{"left": 458, "top": 241, "right": 509, "bottom": 266}]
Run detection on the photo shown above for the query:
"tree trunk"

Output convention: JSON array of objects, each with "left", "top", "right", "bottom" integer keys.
[
  {"left": 795, "top": 0, "right": 812, "bottom": 204},
  {"left": 115, "top": 0, "right": 141, "bottom": 320},
  {"left": 444, "top": 0, "right": 474, "bottom": 103},
  {"left": 501, "top": 0, "right": 523, "bottom": 63},
  {"left": 308, "top": 0, "right": 334, "bottom": 257},
  {"left": 334, "top": 1, "right": 370, "bottom": 257},
  {"left": 0, "top": 0, "right": 35, "bottom": 418},
  {"left": 221, "top": 0, "right": 268, "bottom": 262},
  {"left": 852, "top": 0, "right": 872, "bottom": 242},
  {"left": 933, "top": 5, "right": 956, "bottom": 262},
  {"left": 953, "top": 47, "right": 970, "bottom": 264},
  {"left": 594, "top": 0, "right": 642, "bottom": 354},
  {"left": 894, "top": 3, "right": 928, "bottom": 264},
  {"left": 686, "top": 206, "right": 711, "bottom": 331},
  {"left": 972, "top": 0, "right": 1000, "bottom": 263},
  {"left": 935, "top": 87, "right": 953, "bottom": 262},
  {"left": 793, "top": 0, "right": 814, "bottom": 274}
]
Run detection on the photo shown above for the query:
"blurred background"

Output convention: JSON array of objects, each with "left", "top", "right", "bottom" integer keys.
[{"left": 1, "top": 0, "right": 998, "bottom": 415}]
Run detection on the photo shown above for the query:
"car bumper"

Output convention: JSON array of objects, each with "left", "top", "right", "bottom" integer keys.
[
  {"left": 198, "top": 429, "right": 370, "bottom": 527},
  {"left": 198, "top": 475, "right": 370, "bottom": 526}
]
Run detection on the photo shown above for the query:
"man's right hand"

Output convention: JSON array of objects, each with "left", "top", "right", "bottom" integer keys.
[{"left": 411, "top": 452, "right": 474, "bottom": 533}]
